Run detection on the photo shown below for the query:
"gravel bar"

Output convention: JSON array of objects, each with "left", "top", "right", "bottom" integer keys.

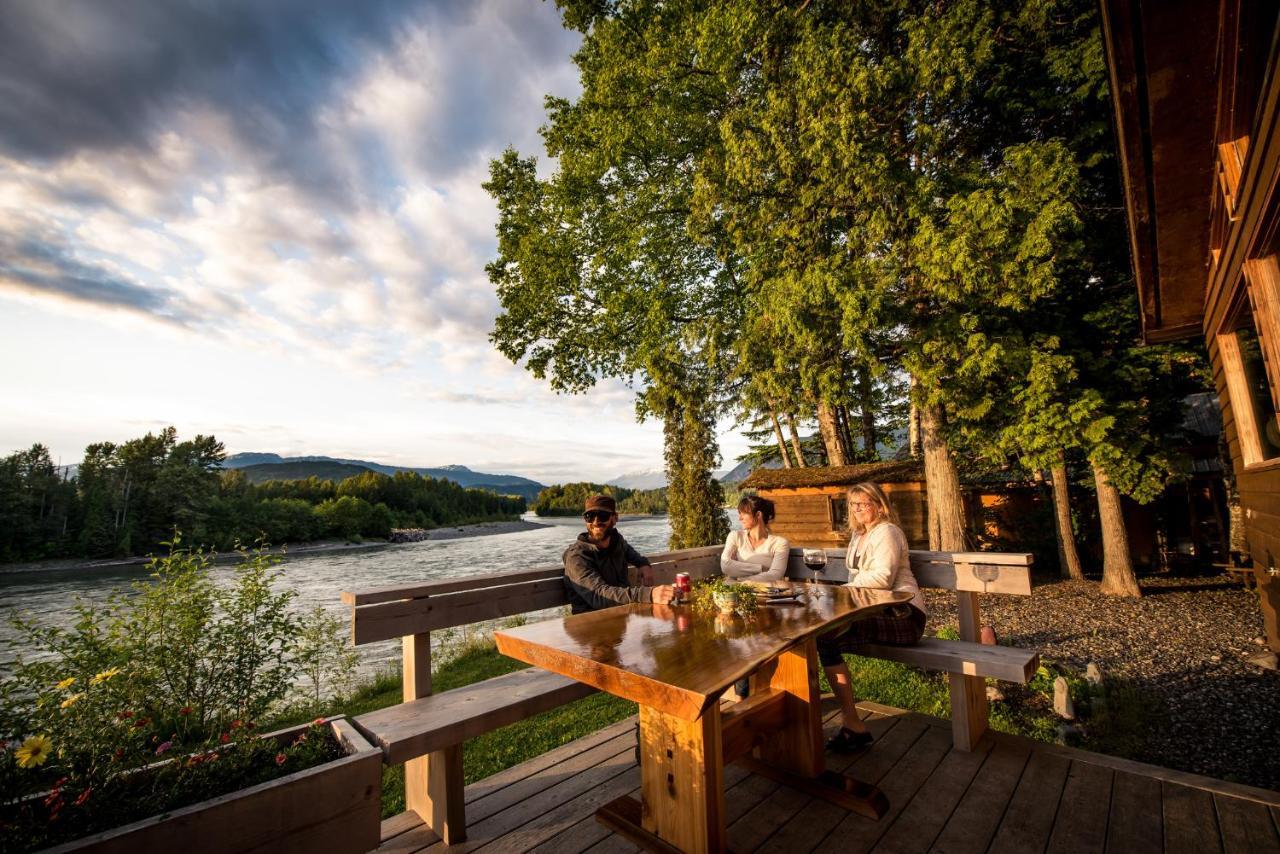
[{"left": 922, "top": 571, "right": 1279, "bottom": 790}]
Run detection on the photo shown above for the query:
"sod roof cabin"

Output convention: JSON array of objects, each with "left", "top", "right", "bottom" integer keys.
[{"left": 739, "top": 460, "right": 1041, "bottom": 550}]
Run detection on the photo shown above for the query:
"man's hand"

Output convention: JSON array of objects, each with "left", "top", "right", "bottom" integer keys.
[
  {"left": 650, "top": 584, "right": 675, "bottom": 605},
  {"left": 639, "top": 565, "right": 654, "bottom": 585}
]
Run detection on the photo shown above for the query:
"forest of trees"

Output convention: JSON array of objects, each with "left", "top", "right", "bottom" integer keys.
[
  {"left": 534, "top": 483, "right": 668, "bottom": 516},
  {"left": 0, "top": 429, "right": 526, "bottom": 563},
  {"left": 486, "top": 0, "right": 1208, "bottom": 595}
]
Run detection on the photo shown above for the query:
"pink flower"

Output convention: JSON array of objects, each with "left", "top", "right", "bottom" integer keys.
[
  {"left": 155, "top": 741, "right": 173, "bottom": 755},
  {"left": 312, "top": 717, "right": 326, "bottom": 727},
  {"left": 231, "top": 719, "right": 243, "bottom": 730},
  {"left": 275, "top": 752, "right": 287, "bottom": 766},
  {"left": 74, "top": 788, "right": 92, "bottom": 807},
  {"left": 178, "top": 706, "right": 192, "bottom": 716},
  {"left": 219, "top": 733, "right": 230, "bottom": 744},
  {"left": 116, "top": 710, "right": 134, "bottom": 720}
]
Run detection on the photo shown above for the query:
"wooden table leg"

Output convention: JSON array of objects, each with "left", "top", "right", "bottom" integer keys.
[
  {"left": 740, "top": 637, "right": 889, "bottom": 820},
  {"left": 598, "top": 703, "right": 727, "bottom": 854}
]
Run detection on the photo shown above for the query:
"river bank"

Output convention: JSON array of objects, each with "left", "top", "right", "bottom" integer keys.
[{"left": 0, "top": 518, "right": 553, "bottom": 575}]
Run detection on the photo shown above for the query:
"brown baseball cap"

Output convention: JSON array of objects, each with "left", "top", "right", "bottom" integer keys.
[{"left": 583, "top": 494, "right": 617, "bottom": 513}]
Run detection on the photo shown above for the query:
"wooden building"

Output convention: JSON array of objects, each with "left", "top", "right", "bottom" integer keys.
[
  {"left": 1101, "top": 0, "right": 1280, "bottom": 655},
  {"left": 740, "top": 460, "right": 1044, "bottom": 553}
]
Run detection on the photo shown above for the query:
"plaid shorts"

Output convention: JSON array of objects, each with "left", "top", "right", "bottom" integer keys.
[{"left": 817, "top": 604, "right": 927, "bottom": 667}]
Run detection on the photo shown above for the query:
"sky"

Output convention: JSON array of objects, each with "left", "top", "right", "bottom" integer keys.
[{"left": 0, "top": 0, "right": 751, "bottom": 485}]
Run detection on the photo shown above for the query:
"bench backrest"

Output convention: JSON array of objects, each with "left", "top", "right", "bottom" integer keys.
[
  {"left": 343, "top": 545, "right": 722, "bottom": 646},
  {"left": 785, "top": 548, "right": 1033, "bottom": 596}
]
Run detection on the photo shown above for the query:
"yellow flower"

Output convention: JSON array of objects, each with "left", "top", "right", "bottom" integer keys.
[
  {"left": 90, "top": 667, "right": 121, "bottom": 685},
  {"left": 15, "top": 735, "right": 53, "bottom": 768},
  {"left": 60, "top": 693, "right": 83, "bottom": 709},
  {"left": 55, "top": 677, "right": 76, "bottom": 690}
]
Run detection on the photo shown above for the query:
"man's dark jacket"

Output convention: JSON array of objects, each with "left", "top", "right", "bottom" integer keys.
[{"left": 563, "top": 531, "right": 652, "bottom": 613}]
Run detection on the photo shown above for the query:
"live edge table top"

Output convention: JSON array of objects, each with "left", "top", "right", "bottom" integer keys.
[{"left": 494, "top": 584, "right": 912, "bottom": 721}]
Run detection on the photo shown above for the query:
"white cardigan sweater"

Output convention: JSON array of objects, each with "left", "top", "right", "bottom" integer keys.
[{"left": 847, "top": 522, "right": 927, "bottom": 614}]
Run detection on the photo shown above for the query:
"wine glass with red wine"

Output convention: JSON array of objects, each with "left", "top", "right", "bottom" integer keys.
[{"left": 802, "top": 548, "right": 827, "bottom": 597}]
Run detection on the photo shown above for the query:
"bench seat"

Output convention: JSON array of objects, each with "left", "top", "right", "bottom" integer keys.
[
  {"left": 352, "top": 667, "right": 598, "bottom": 766},
  {"left": 856, "top": 638, "right": 1039, "bottom": 683}
]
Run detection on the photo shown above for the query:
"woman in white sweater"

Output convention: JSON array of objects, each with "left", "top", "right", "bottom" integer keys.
[
  {"left": 721, "top": 495, "right": 790, "bottom": 583},
  {"left": 819, "top": 482, "right": 928, "bottom": 753}
]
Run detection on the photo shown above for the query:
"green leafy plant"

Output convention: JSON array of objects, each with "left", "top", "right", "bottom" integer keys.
[
  {"left": 0, "top": 539, "right": 348, "bottom": 852},
  {"left": 688, "top": 577, "right": 759, "bottom": 618}
]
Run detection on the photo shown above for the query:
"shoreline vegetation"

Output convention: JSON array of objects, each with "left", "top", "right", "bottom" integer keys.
[{"left": 0, "top": 518, "right": 551, "bottom": 575}]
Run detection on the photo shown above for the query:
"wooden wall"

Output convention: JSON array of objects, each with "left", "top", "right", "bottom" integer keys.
[{"left": 758, "top": 483, "right": 929, "bottom": 550}]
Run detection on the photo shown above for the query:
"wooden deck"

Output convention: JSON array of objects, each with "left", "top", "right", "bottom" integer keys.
[{"left": 374, "top": 701, "right": 1280, "bottom": 854}]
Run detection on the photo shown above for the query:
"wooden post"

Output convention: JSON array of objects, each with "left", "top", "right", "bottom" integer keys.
[
  {"left": 638, "top": 705, "right": 726, "bottom": 854},
  {"left": 949, "top": 589, "right": 989, "bottom": 750},
  {"left": 402, "top": 631, "right": 466, "bottom": 843}
]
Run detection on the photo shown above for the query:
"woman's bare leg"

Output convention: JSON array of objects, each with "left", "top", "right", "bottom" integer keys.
[{"left": 824, "top": 661, "right": 868, "bottom": 733}]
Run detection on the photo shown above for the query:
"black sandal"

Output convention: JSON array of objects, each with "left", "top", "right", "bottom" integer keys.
[{"left": 825, "top": 727, "right": 873, "bottom": 753}]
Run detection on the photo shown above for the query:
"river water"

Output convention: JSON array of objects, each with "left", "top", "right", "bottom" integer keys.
[{"left": 0, "top": 513, "right": 703, "bottom": 680}]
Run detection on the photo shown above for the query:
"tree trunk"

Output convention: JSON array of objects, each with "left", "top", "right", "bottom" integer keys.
[
  {"left": 787, "top": 414, "right": 807, "bottom": 467},
  {"left": 836, "top": 404, "right": 856, "bottom": 464},
  {"left": 1091, "top": 460, "right": 1142, "bottom": 597},
  {"left": 920, "top": 402, "right": 966, "bottom": 551},
  {"left": 770, "top": 412, "right": 792, "bottom": 468},
  {"left": 858, "top": 367, "right": 877, "bottom": 456},
  {"left": 1049, "top": 451, "right": 1084, "bottom": 580},
  {"left": 908, "top": 377, "right": 922, "bottom": 459},
  {"left": 817, "top": 401, "right": 847, "bottom": 466}
]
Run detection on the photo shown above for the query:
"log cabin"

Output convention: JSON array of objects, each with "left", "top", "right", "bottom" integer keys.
[{"left": 1100, "top": 0, "right": 1280, "bottom": 655}]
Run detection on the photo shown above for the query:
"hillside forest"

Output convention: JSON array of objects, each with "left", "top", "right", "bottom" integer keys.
[{"left": 0, "top": 428, "right": 526, "bottom": 563}]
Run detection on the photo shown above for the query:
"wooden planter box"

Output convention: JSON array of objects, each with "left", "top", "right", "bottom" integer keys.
[{"left": 42, "top": 717, "right": 382, "bottom": 854}]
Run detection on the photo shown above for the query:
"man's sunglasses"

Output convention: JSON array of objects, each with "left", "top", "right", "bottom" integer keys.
[{"left": 583, "top": 510, "right": 615, "bottom": 523}]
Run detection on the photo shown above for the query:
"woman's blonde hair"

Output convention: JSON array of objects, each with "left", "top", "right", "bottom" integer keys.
[{"left": 846, "top": 481, "right": 899, "bottom": 534}]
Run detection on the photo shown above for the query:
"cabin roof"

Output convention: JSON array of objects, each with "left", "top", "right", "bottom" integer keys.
[
  {"left": 741, "top": 460, "right": 925, "bottom": 489},
  {"left": 1099, "top": 0, "right": 1219, "bottom": 343}
]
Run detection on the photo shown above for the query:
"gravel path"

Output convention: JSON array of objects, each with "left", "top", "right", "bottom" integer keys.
[{"left": 923, "top": 572, "right": 1280, "bottom": 791}]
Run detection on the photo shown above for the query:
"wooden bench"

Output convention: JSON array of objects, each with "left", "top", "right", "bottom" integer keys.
[
  {"left": 341, "top": 545, "right": 721, "bottom": 844},
  {"left": 342, "top": 542, "right": 1035, "bottom": 843},
  {"left": 784, "top": 547, "right": 1038, "bottom": 751}
]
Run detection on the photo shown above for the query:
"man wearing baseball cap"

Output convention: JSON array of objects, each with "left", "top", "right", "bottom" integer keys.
[{"left": 563, "top": 494, "right": 675, "bottom": 613}]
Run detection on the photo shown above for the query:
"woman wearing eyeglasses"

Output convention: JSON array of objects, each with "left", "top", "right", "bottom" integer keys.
[
  {"left": 720, "top": 495, "right": 790, "bottom": 583},
  {"left": 819, "top": 481, "right": 928, "bottom": 752}
]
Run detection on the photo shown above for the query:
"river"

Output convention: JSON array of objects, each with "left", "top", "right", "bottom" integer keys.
[{"left": 0, "top": 513, "right": 726, "bottom": 681}]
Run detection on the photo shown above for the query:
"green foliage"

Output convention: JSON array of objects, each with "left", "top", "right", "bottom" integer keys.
[
  {"left": 534, "top": 482, "right": 629, "bottom": 516},
  {"left": 0, "top": 542, "right": 355, "bottom": 851},
  {"left": 0, "top": 430, "right": 526, "bottom": 564}
]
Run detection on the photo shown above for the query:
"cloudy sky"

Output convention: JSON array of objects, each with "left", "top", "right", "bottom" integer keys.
[{"left": 0, "top": 0, "right": 750, "bottom": 484}]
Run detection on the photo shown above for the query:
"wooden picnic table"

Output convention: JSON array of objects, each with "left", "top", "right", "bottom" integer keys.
[{"left": 494, "top": 582, "right": 913, "bottom": 854}]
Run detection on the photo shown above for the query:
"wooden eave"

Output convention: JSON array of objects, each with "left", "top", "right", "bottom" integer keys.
[{"left": 1100, "top": 0, "right": 1220, "bottom": 343}]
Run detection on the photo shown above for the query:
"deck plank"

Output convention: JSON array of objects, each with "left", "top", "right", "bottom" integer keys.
[
  {"left": 870, "top": 737, "right": 993, "bottom": 854},
  {"left": 465, "top": 716, "right": 636, "bottom": 805},
  {"left": 986, "top": 748, "right": 1071, "bottom": 854},
  {"left": 1106, "top": 771, "right": 1162, "bottom": 853},
  {"left": 1164, "top": 782, "right": 1223, "bottom": 854},
  {"left": 1045, "top": 760, "right": 1113, "bottom": 854},
  {"left": 372, "top": 702, "right": 1280, "bottom": 854},
  {"left": 418, "top": 744, "right": 636, "bottom": 853},
  {"left": 811, "top": 724, "right": 954, "bottom": 853},
  {"left": 1215, "top": 794, "right": 1280, "bottom": 853},
  {"left": 928, "top": 740, "right": 1032, "bottom": 854},
  {"left": 753, "top": 713, "right": 905, "bottom": 854}
]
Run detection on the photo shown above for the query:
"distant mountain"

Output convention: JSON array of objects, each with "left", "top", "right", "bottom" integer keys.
[
  {"left": 607, "top": 469, "right": 667, "bottom": 490},
  {"left": 223, "top": 453, "right": 545, "bottom": 500},
  {"left": 718, "top": 458, "right": 782, "bottom": 486},
  {"left": 239, "top": 461, "right": 373, "bottom": 484}
]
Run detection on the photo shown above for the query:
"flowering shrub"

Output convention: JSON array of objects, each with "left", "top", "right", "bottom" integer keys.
[
  {"left": 0, "top": 541, "right": 349, "bottom": 852},
  {"left": 688, "top": 577, "right": 759, "bottom": 618}
]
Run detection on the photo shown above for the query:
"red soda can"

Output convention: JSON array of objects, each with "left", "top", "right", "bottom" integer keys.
[{"left": 674, "top": 572, "right": 691, "bottom": 601}]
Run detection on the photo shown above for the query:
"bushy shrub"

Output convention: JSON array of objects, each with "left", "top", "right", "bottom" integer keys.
[{"left": 0, "top": 539, "right": 353, "bottom": 851}]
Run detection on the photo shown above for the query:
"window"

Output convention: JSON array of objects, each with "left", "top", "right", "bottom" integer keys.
[
  {"left": 1219, "top": 260, "right": 1280, "bottom": 465},
  {"left": 828, "top": 495, "right": 848, "bottom": 531}
]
